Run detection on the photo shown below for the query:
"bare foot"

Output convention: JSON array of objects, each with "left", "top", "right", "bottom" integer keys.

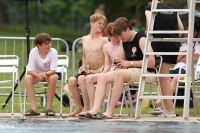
[
  {"left": 78, "top": 111, "right": 88, "bottom": 116},
  {"left": 103, "top": 111, "right": 114, "bottom": 119},
  {"left": 68, "top": 108, "right": 82, "bottom": 117}
]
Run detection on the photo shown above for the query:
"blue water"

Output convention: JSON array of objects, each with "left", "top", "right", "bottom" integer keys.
[{"left": 0, "top": 118, "right": 199, "bottom": 133}]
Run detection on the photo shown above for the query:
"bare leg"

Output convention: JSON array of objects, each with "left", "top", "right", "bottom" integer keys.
[
  {"left": 63, "top": 84, "right": 72, "bottom": 97},
  {"left": 24, "top": 75, "right": 40, "bottom": 114},
  {"left": 103, "top": 69, "right": 131, "bottom": 118},
  {"left": 46, "top": 74, "right": 58, "bottom": 115},
  {"left": 87, "top": 71, "right": 116, "bottom": 116},
  {"left": 78, "top": 75, "right": 90, "bottom": 115},
  {"left": 159, "top": 62, "right": 175, "bottom": 114},
  {"left": 68, "top": 77, "right": 82, "bottom": 117},
  {"left": 86, "top": 74, "right": 99, "bottom": 109}
]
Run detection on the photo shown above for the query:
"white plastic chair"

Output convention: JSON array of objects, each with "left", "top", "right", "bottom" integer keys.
[
  {"left": 175, "top": 57, "right": 200, "bottom": 115},
  {"left": 23, "top": 55, "right": 69, "bottom": 116},
  {"left": 0, "top": 55, "right": 22, "bottom": 115}
]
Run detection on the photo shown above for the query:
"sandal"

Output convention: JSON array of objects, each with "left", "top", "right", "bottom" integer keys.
[
  {"left": 24, "top": 109, "right": 40, "bottom": 116},
  {"left": 150, "top": 107, "right": 163, "bottom": 115},
  {"left": 157, "top": 113, "right": 176, "bottom": 118},
  {"left": 45, "top": 109, "right": 56, "bottom": 116}
]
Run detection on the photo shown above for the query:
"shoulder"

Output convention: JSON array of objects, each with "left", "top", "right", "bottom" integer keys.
[
  {"left": 30, "top": 47, "right": 38, "bottom": 53},
  {"left": 144, "top": 5, "right": 151, "bottom": 12},
  {"left": 50, "top": 48, "right": 58, "bottom": 54},
  {"left": 136, "top": 32, "right": 146, "bottom": 40},
  {"left": 101, "top": 37, "right": 109, "bottom": 44},
  {"left": 103, "top": 42, "right": 111, "bottom": 49},
  {"left": 81, "top": 35, "right": 88, "bottom": 44}
]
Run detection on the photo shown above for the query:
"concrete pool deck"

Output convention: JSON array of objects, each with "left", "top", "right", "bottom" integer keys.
[{"left": 0, "top": 113, "right": 199, "bottom": 122}]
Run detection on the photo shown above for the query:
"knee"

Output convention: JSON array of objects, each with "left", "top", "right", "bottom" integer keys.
[
  {"left": 78, "top": 75, "right": 86, "bottom": 85},
  {"left": 48, "top": 74, "right": 57, "bottom": 82},
  {"left": 24, "top": 75, "right": 33, "bottom": 83},
  {"left": 68, "top": 77, "right": 77, "bottom": 86},
  {"left": 115, "top": 71, "right": 124, "bottom": 79},
  {"left": 85, "top": 75, "right": 93, "bottom": 84},
  {"left": 98, "top": 74, "right": 105, "bottom": 81}
]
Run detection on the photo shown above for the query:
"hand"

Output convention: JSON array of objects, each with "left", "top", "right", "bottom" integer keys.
[
  {"left": 38, "top": 73, "right": 45, "bottom": 81},
  {"left": 79, "top": 70, "right": 87, "bottom": 74},
  {"left": 88, "top": 69, "right": 98, "bottom": 74},
  {"left": 116, "top": 60, "right": 130, "bottom": 69}
]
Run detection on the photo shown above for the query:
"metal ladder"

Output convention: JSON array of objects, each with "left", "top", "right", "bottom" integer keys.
[{"left": 135, "top": 0, "right": 199, "bottom": 120}]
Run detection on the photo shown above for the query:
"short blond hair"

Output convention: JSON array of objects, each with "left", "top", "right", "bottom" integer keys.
[{"left": 90, "top": 13, "right": 107, "bottom": 23}]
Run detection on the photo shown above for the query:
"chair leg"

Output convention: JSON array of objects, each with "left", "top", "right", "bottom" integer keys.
[
  {"left": 127, "top": 89, "right": 134, "bottom": 117},
  {"left": 106, "top": 84, "right": 113, "bottom": 110},
  {"left": 23, "top": 89, "right": 27, "bottom": 115},
  {"left": 18, "top": 79, "right": 23, "bottom": 114},
  {"left": 60, "top": 87, "right": 63, "bottom": 117},
  {"left": 119, "top": 90, "right": 126, "bottom": 117}
]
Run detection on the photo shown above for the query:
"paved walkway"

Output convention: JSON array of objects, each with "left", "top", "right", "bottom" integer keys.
[{"left": 0, "top": 113, "right": 199, "bottom": 122}]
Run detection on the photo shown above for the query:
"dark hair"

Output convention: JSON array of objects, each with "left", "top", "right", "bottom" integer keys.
[
  {"left": 34, "top": 33, "right": 51, "bottom": 46},
  {"left": 112, "top": 17, "right": 132, "bottom": 36}
]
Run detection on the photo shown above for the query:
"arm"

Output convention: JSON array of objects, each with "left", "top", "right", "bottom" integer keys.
[
  {"left": 177, "top": 14, "right": 184, "bottom": 37},
  {"left": 139, "top": 37, "right": 155, "bottom": 68},
  {"left": 80, "top": 37, "right": 88, "bottom": 73},
  {"left": 145, "top": 10, "right": 151, "bottom": 31},
  {"left": 102, "top": 44, "right": 111, "bottom": 73},
  {"left": 46, "top": 49, "right": 57, "bottom": 76}
]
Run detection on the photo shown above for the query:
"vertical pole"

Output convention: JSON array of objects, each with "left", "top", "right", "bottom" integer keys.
[
  {"left": 25, "top": 0, "right": 31, "bottom": 63},
  {"left": 184, "top": 0, "right": 195, "bottom": 120}
]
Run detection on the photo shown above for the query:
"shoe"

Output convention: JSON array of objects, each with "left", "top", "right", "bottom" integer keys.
[
  {"left": 79, "top": 112, "right": 105, "bottom": 120},
  {"left": 150, "top": 108, "right": 163, "bottom": 115},
  {"left": 45, "top": 109, "right": 56, "bottom": 116},
  {"left": 157, "top": 113, "right": 176, "bottom": 118},
  {"left": 24, "top": 109, "right": 40, "bottom": 116}
]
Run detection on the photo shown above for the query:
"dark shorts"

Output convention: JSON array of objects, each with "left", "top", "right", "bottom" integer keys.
[
  {"left": 56, "top": 72, "right": 62, "bottom": 80},
  {"left": 169, "top": 68, "right": 186, "bottom": 78},
  {"left": 160, "top": 48, "right": 180, "bottom": 64},
  {"left": 74, "top": 72, "right": 89, "bottom": 80}
]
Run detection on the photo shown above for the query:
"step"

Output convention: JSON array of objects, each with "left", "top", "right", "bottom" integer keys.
[
  {"left": 148, "top": 31, "right": 188, "bottom": 34},
  {"left": 142, "top": 73, "right": 186, "bottom": 77},
  {"left": 152, "top": 9, "right": 190, "bottom": 13},
  {"left": 139, "top": 96, "right": 185, "bottom": 99},
  {"left": 149, "top": 38, "right": 188, "bottom": 42},
  {"left": 144, "top": 52, "right": 187, "bottom": 55}
]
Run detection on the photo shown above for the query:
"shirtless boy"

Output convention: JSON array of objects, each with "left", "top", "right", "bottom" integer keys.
[
  {"left": 66, "top": 13, "right": 109, "bottom": 117},
  {"left": 86, "top": 22, "right": 123, "bottom": 109}
]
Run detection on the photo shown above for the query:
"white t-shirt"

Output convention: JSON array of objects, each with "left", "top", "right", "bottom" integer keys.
[
  {"left": 27, "top": 47, "right": 58, "bottom": 72},
  {"left": 174, "top": 42, "right": 200, "bottom": 70}
]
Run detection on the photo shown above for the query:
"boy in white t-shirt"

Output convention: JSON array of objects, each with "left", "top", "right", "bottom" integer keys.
[
  {"left": 150, "top": 24, "right": 200, "bottom": 115},
  {"left": 24, "top": 33, "right": 59, "bottom": 116}
]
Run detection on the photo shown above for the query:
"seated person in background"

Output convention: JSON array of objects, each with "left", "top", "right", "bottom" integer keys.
[
  {"left": 24, "top": 33, "right": 59, "bottom": 116},
  {"left": 150, "top": 24, "right": 200, "bottom": 115},
  {"left": 86, "top": 22, "right": 123, "bottom": 109},
  {"left": 66, "top": 13, "right": 109, "bottom": 117},
  {"left": 116, "top": 90, "right": 137, "bottom": 108}
]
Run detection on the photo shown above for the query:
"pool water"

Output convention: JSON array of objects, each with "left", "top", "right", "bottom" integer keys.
[{"left": 0, "top": 118, "right": 200, "bottom": 133}]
